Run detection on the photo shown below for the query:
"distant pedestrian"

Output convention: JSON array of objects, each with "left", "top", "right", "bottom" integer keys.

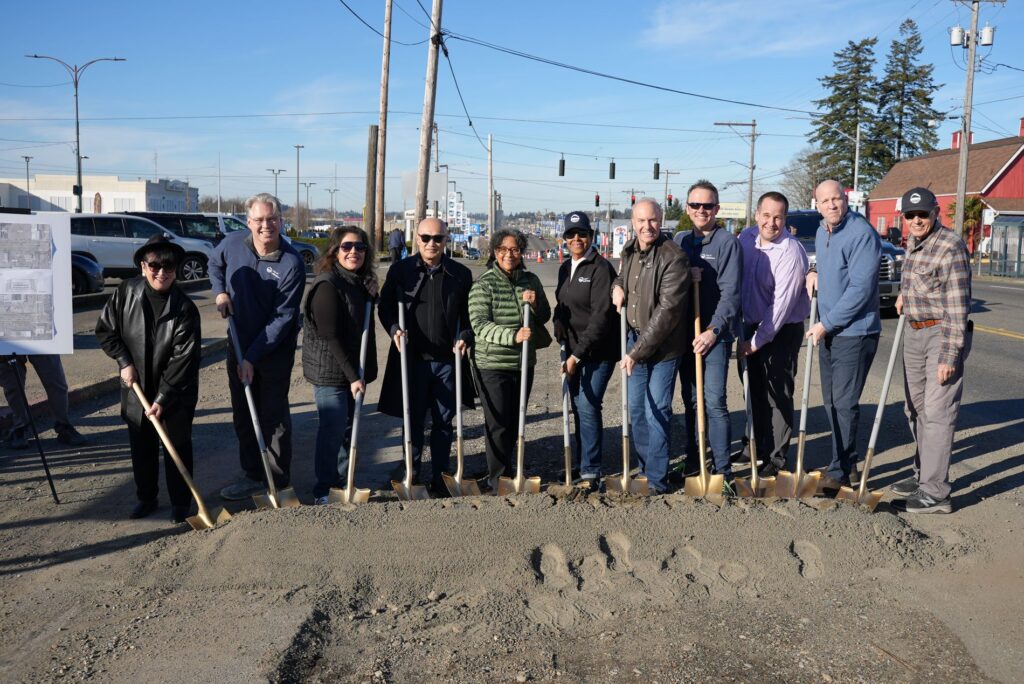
[
  {"left": 611, "top": 199, "right": 691, "bottom": 493},
  {"left": 737, "top": 192, "right": 810, "bottom": 475},
  {"left": 388, "top": 227, "right": 405, "bottom": 263},
  {"left": 96, "top": 235, "right": 201, "bottom": 522},
  {"left": 553, "top": 211, "right": 617, "bottom": 488},
  {"left": 892, "top": 187, "right": 972, "bottom": 514},
  {"left": 805, "top": 180, "right": 881, "bottom": 492},
  {"left": 1, "top": 355, "right": 86, "bottom": 449},
  {"left": 302, "top": 226, "right": 379, "bottom": 504},
  {"left": 209, "top": 193, "right": 306, "bottom": 501}
]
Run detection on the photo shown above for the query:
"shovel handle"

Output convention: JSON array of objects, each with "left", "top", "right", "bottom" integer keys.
[
  {"left": 515, "top": 304, "right": 531, "bottom": 480},
  {"left": 454, "top": 343, "right": 464, "bottom": 481},
  {"left": 738, "top": 325, "right": 759, "bottom": 489},
  {"left": 861, "top": 314, "right": 906, "bottom": 495},
  {"left": 692, "top": 282, "right": 708, "bottom": 480},
  {"left": 227, "top": 317, "right": 281, "bottom": 494},
  {"left": 346, "top": 301, "right": 373, "bottom": 498},
  {"left": 130, "top": 383, "right": 212, "bottom": 524},
  {"left": 795, "top": 293, "right": 818, "bottom": 475},
  {"left": 397, "top": 301, "right": 415, "bottom": 489}
]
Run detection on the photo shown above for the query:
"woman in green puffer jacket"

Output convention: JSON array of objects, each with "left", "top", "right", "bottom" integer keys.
[{"left": 469, "top": 228, "right": 552, "bottom": 487}]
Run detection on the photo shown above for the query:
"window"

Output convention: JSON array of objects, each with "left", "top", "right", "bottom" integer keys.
[
  {"left": 93, "top": 217, "right": 125, "bottom": 237},
  {"left": 70, "top": 218, "right": 94, "bottom": 236},
  {"left": 223, "top": 216, "right": 248, "bottom": 232},
  {"left": 876, "top": 217, "right": 887, "bottom": 232},
  {"left": 184, "top": 217, "right": 222, "bottom": 240},
  {"left": 125, "top": 218, "right": 163, "bottom": 239}
]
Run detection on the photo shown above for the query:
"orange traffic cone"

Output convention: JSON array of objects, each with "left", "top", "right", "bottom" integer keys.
[{"left": 537, "top": 251, "right": 543, "bottom": 263}]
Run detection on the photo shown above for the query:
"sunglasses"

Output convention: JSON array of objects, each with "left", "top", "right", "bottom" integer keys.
[
  {"left": 687, "top": 202, "right": 718, "bottom": 211},
  {"left": 144, "top": 260, "right": 176, "bottom": 273},
  {"left": 564, "top": 230, "right": 591, "bottom": 239},
  {"left": 903, "top": 211, "right": 931, "bottom": 220},
  {"left": 339, "top": 241, "right": 368, "bottom": 253},
  {"left": 419, "top": 233, "right": 446, "bottom": 244}
]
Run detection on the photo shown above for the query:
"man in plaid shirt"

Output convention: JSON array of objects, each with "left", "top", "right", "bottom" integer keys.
[{"left": 892, "top": 186, "right": 973, "bottom": 514}]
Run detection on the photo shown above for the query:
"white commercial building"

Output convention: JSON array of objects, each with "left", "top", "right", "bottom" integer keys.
[{"left": 0, "top": 174, "right": 199, "bottom": 213}]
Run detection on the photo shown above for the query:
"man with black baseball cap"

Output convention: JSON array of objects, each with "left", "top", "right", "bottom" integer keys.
[
  {"left": 554, "top": 211, "right": 617, "bottom": 487},
  {"left": 891, "top": 186, "right": 972, "bottom": 514}
]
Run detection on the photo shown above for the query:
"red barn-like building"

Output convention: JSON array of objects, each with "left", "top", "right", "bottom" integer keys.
[{"left": 865, "top": 119, "right": 1024, "bottom": 250}]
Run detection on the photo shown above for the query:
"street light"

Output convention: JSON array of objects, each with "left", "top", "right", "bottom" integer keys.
[
  {"left": 267, "top": 168, "right": 286, "bottom": 198},
  {"left": 325, "top": 188, "right": 338, "bottom": 223},
  {"left": 301, "top": 182, "right": 316, "bottom": 227},
  {"left": 27, "top": 53, "right": 125, "bottom": 213},
  {"left": 294, "top": 145, "right": 304, "bottom": 228},
  {"left": 22, "top": 156, "right": 32, "bottom": 210}
]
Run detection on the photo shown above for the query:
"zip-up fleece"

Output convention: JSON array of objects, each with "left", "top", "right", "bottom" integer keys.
[{"left": 815, "top": 210, "right": 881, "bottom": 336}]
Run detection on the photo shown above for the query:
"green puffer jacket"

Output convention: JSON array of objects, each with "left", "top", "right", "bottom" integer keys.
[{"left": 469, "top": 265, "right": 552, "bottom": 371}]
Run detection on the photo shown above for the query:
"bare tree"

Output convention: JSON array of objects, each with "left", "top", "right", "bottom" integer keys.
[{"left": 779, "top": 147, "right": 831, "bottom": 210}]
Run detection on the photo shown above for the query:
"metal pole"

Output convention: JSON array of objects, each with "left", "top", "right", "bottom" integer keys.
[
  {"left": 327, "top": 188, "right": 338, "bottom": 222},
  {"left": 953, "top": 0, "right": 980, "bottom": 240},
  {"left": 375, "top": 0, "right": 393, "bottom": 251},
  {"left": 853, "top": 121, "right": 861, "bottom": 193},
  {"left": 267, "top": 169, "right": 285, "bottom": 198},
  {"left": 488, "top": 134, "right": 494, "bottom": 235},
  {"left": 414, "top": 0, "right": 444, "bottom": 224},
  {"left": 746, "top": 120, "right": 757, "bottom": 227},
  {"left": 295, "top": 145, "right": 304, "bottom": 229},
  {"left": 217, "top": 153, "right": 222, "bottom": 215},
  {"left": 23, "top": 156, "right": 32, "bottom": 210}
]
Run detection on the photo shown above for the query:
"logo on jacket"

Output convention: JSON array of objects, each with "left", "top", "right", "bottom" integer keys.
[
  {"left": 577, "top": 276, "right": 591, "bottom": 283},
  {"left": 265, "top": 266, "right": 281, "bottom": 280}
]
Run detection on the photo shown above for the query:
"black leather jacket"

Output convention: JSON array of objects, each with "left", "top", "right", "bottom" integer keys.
[{"left": 95, "top": 277, "right": 201, "bottom": 424}]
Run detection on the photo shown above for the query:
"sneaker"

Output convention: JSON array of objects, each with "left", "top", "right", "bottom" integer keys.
[
  {"left": 130, "top": 499, "right": 158, "bottom": 519},
  {"left": 314, "top": 496, "right": 330, "bottom": 505},
  {"left": 895, "top": 490, "right": 952, "bottom": 514},
  {"left": 7, "top": 427, "right": 29, "bottom": 450},
  {"left": 55, "top": 424, "right": 87, "bottom": 446},
  {"left": 170, "top": 504, "right": 191, "bottom": 523},
  {"left": 723, "top": 478, "right": 736, "bottom": 496},
  {"left": 890, "top": 476, "right": 919, "bottom": 497},
  {"left": 220, "top": 477, "right": 266, "bottom": 501},
  {"left": 757, "top": 460, "right": 781, "bottom": 478}
]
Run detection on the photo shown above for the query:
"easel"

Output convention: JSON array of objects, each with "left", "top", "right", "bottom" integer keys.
[{"left": 4, "top": 355, "right": 60, "bottom": 503}]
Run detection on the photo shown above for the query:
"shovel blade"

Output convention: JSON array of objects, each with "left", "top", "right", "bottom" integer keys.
[
  {"left": 187, "top": 507, "right": 231, "bottom": 531},
  {"left": 774, "top": 471, "right": 820, "bottom": 499},
  {"left": 441, "top": 472, "right": 483, "bottom": 498},
  {"left": 684, "top": 472, "right": 725, "bottom": 498},
  {"left": 835, "top": 485, "right": 883, "bottom": 511},
  {"left": 734, "top": 476, "right": 776, "bottom": 499},
  {"left": 628, "top": 475, "right": 650, "bottom": 496},
  {"left": 327, "top": 486, "right": 371, "bottom": 505},
  {"left": 391, "top": 480, "right": 430, "bottom": 501},
  {"left": 497, "top": 475, "right": 541, "bottom": 496},
  {"left": 253, "top": 486, "right": 301, "bottom": 510}
]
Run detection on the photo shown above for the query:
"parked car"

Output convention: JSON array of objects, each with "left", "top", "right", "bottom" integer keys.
[
  {"left": 71, "top": 253, "right": 104, "bottom": 295},
  {"left": 285, "top": 236, "right": 319, "bottom": 267},
  {"left": 786, "top": 210, "right": 905, "bottom": 309},
  {"left": 125, "top": 211, "right": 226, "bottom": 244},
  {"left": 70, "top": 214, "right": 214, "bottom": 281},
  {"left": 464, "top": 247, "right": 480, "bottom": 260}
]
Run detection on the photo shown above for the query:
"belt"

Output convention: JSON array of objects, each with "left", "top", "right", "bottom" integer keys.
[{"left": 909, "top": 319, "right": 941, "bottom": 330}]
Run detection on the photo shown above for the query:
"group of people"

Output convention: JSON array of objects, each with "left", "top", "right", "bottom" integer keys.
[{"left": 93, "top": 176, "right": 972, "bottom": 523}]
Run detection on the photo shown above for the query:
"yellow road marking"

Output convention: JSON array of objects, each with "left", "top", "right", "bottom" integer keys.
[{"left": 974, "top": 324, "right": 1024, "bottom": 341}]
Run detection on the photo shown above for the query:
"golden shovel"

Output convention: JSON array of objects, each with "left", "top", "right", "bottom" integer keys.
[
  {"left": 442, "top": 342, "right": 483, "bottom": 497},
  {"left": 548, "top": 345, "right": 580, "bottom": 496},
  {"left": 391, "top": 300, "right": 431, "bottom": 501},
  {"left": 605, "top": 310, "right": 649, "bottom": 495},
  {"left": 775, "top": 293, "right": 821, "bottom": 499},
  {"left": 131, "top": 383, "right": 231, "bottom": 530},
  {"left": 328, "top": 301, "right": 373, "bottom": 505},
  {"left": 837, "top": 314, "right": 906, "bottom": 510},
  {"left": 498, "top": 304, "right": 542, "bottom": 496},
  {"left": 684, "top": 282, "right": 724, "bottom": 499},
  {"left": 733, "top": 329, "right": 776, "bottom": 498}
]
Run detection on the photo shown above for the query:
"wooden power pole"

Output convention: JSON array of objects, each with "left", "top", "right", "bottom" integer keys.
[
  {"left": 414, "top": 0, "right": 444, "bottom": 225},
  {"left": 364, "top": 125, "right": 378, "bottom": 240},
  {"left": 374, "top": 0, "right": 393, "bottom": 251}
]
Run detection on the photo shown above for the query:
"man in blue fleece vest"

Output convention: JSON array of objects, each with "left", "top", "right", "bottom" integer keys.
[
  {"left": 209, "top": 193, "right": 306, "bottom": 500},
  {"left": 805, "top": 180, "right": 881, "bottom": 491}
]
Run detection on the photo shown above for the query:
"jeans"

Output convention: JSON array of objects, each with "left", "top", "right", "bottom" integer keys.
[
  {"left": 626, "top": 330, "right": 677, "bottom": 492},
  {"left": 568, "top": 359, "right": 614, "bottom": 478},
  {"left": 678, "top": 336, "right": 732, "bottom": 477},
  {"left": 0, "top": 354, "right": 72, "bottom": 430},
  {"left": 819, "top": 333, "right": 878, "bottom": 481},
  {"left": 312, "top": 384, "right": 356, "bottom": 498},
  {"left": 408, "top": 359, "right": 457, "bottom": 485}
]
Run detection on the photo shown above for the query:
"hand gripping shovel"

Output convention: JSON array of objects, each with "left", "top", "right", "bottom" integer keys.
[
  {"left": 605, "top": 310, "right": 649, "bottom": 495},
  {"left": 131, "top": 383, "right": 231, "bottom": 530},
  {"left": 734, "top": 329, "right": 776, "bottom": 499},
  {"left": 684, "top": 282, "right": 725, "bottom": 499},
  {"left": 775, "top": 293, "right": 822, "bottom": 499},
  {"left": 227, "top": 317, "right": 300, "bottom": 509},
  {"left": 442, "top": 341, "right": 483, "bottom": 497},
  {"left": 497, "top": 304, "right": 542, "bottom": 496},
  {"left": 548, "top": 344, "right": 580, "bottom": 496},
  {"left": 837, "top": 314, "right": 906, "bottom": 510},
  {"left": 328, "top": 300, "right": 373, "bottom": 505},
  {"left": 391, "top": 300, "right": 430, "bottom": 501}
]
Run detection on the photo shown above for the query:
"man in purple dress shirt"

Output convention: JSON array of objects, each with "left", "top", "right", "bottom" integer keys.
[{"left": 737, "top": 192, "right": 811, "bottom": 474}]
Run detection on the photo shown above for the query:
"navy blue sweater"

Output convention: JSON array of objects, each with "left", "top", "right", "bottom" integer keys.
[
  {"left": 209, "top": 231, "right": 306, "bottom": 363},
  {"left": 815, "top": 210, "right": 881, "bottom": 336},
  {"left": 674, "top": 225, "right": 742, "bottom": 339}
]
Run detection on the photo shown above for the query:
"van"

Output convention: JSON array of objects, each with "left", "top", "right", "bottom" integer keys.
[{"left": 70, "top": 214, "right": 214, "bottom": 281}]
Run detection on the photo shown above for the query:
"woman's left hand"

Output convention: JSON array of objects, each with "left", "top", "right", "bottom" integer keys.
[{"left": 521, "top": 289, "right": 536, "bottom": 305}]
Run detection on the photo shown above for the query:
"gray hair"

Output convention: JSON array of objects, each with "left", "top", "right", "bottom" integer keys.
[
  {"left": 487, "top": 228, "right": 528, "bottom": 268},
  {"left": 245, "top": 192, "right": 283, "bottom": 218},
  {"left": 634, "top": 197, "right": 664, "bottom": 220}
]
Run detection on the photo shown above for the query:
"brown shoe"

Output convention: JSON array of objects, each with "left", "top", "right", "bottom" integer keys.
[{"left": 817, "top": 473, "right": 850, "bottom": 493}]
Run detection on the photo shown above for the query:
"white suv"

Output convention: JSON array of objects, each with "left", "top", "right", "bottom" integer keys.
[{"left": 70, "top": 213, "right": 214, "bottom": 281}]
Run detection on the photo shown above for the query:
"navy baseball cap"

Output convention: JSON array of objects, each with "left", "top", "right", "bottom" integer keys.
[
  {"left": 901, "top": 187, "right": 938, "bottom": 213},
  {"left": 562, "top": 211, "right": 592, "bottom": 237}
]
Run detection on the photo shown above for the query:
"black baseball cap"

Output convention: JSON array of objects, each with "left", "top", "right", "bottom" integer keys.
[
  {"left": 901, "top": 187, "right": 938, "bottom": 213},
  {"left": 562, "top": 211, "right": 592, "bottom": 237}
]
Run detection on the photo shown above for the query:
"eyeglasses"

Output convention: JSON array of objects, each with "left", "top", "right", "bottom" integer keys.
[
  {"left": 248, "top": 216, "right": 280, "bottom": 225},
  {"left": 687, "top": 202, "right": 718, "bottom": 211},
  {"left": 564, "top": 230, "right": 590, "bottom": 239},
  {"left": 339, "top": 241, "right": 368, "bottom": 253},
  {"left": 903, "top": 211, "right": 931, "bottom": 220},
  {"left": 419, "top": 233, "right": 446, "bottom": 244},
  {"left": 496, "top": 247, "right": 521, "bottom": 256},
  {"left": 144, "top": 260, "right": 176, "bottom": 273}
]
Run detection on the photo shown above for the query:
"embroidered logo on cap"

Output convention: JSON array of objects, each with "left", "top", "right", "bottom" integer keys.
[
  {"left": 570, "top": 213, "right": 580, "bottom": 223},
  {"left": 910, "top": 193, "right": 922, "bottom": 204}
]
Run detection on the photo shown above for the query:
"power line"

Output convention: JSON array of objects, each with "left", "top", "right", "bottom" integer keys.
[
  {"left": 0, "top": 80, "right": 70, "bottom": 88},
  {"left": 336, "top": 0, "right": 428, "bottom": 45},
  {"left": 438, "top": 37, "right": 489, "bottom": 152}
]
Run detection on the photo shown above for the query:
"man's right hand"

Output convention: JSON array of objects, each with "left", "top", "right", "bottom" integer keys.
[
  {"left": 120, "top": 364, "right": 138, "bottom": 388},
  {"left": 393, "top": 329, "right": 405, "bottom": 350},
  {"left": 215, "top": 293, "right": 234, "bottom": 319},
  {"left": 351, "top": 379, "right": 366, "bottom": 399},
  {"left": 612, "top": 285, "right": 625, "bottom": 312},
  {"left": 805, "top": 272, "right": 818, "bottom": 300},
  {"left": 895, "top": 294, "right": 903, "bottom": 315}
]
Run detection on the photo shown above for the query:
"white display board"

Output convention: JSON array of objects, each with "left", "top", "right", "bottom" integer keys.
[{"left": 0, "top": 211, "right": 74, "bottom": 355}]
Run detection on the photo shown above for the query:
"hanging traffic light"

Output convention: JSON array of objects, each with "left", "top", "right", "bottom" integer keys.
[
  {"left": 558, "top": 154, "right": 565, "bottom": 177},
  {"left": 667, "top": 193, "right": 673, "bottom": 205},
  {"left": 595, "top": 194, "right": 600, "bottom": 208},
  {"left": 631, "top": 194, "right": 636, "bottom": 206},
  {"left": 653, "top": 160, "right": 660, "bottom": 180},
  {"left": 609, "top": 160, "right": 616, "bottom": 179}
]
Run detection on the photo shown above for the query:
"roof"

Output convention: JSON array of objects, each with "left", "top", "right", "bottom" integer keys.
[
  {"left": 984, "top": 197, "right": 1024, "bottom": 214},
  {"left": 870, "top": 136, "right": 1024, "bottom": 200}
]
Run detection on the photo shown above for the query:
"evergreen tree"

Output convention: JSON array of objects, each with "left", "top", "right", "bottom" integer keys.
[
  {"left": 872, "top": 19, "right": 942, "bottom": 171},
  {"left": 664, "top": 197, "right": 684, "bottom": 221},
  {"left": 810, "top": 37, "right": 880, "bottom": 187}
]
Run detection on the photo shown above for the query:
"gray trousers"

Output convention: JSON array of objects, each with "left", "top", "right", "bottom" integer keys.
[
  {"left": 0, "top": 355, "right": 72, "bottom": 430},
  {"left": 903, "top": 324, "right": 971, "bottom": 500}
]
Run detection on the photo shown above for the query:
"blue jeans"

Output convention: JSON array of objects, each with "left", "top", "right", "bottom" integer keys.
[
  {"left": 678, "top": 336, "right": 733, "bottom": 477},
  {"left": 626, "top": 330, "right": 677, "bottom": 493},
  {"left": 312, "top": 384, "right": 356, "bottom": 498},
  {"left": 818, "top": 333, "right": 878, "bottom": 481},
  {"left": 408, "top": 358, "right": 456, "bottom": 484},
  {"left": 568, "top": 359, "right": 614, "bottom": 478}
]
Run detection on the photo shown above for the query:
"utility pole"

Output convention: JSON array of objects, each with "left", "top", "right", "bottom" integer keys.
[
  {"left": 301, "top": 182, "right": 316, "bottom": 224},
  {"left": 414, "top": 0, "right": 444, "bottom": 225},
  {"left": 662, "top": 169, "right": 680, "bottom": 214},
  {"left": 487, "top": 133, "right": 494, "bottom": 236},
  {"left": 715, "top": 120, "right": 757, "bottom": 225},
  {"left": 294, "top": 144, "right": 304, "bottom": 229},
  {"left": 267, "top": 168, "right": 286, "bottom": 198},
  {"left": 22, "top": 156, "right": 32, "bottom": 210},
  {"left": 217, "top": 153, "right": 222, "bottom": 215},
  {"left": 364, "top": 125, "right": 379, "bottom": 242},
  {"left": 433, "top": 124, "right": 441, "bottom": 221},
  {"left": 375, "top": 0, "right": 393, "bottom": 251},
  {"left": 326, "top": 188, "right": 338, "bottom": 223}
]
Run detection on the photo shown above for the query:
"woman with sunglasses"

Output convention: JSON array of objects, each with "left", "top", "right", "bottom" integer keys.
[
  {"left": 469, "top": 228, "right": 552, "bottom": 490},
  {"left": 302, "top": 226, "right": 379, "bottom": 504},
  {"left": 96, "top": 235, "right": 202, "bottom": 523}
]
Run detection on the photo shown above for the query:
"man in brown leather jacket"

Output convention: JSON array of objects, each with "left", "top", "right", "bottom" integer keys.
[{"left": 611, "top": 198, "right": 691, "bottom": 492}]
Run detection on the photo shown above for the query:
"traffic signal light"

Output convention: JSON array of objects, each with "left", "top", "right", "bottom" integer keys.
[
  {"left": 653, "top": 161, "right": 660, "bottom": 180},
  {"left": 667, "top": 193, "right": 673, "bottom": 205},
  {"left": 558, "top": 155, "right": 565, "bottom": 177},
  {"left": 631, "top": 194, "right": 636, "bottom": 206},
  {"left": 609, "top": 161, "right": 616, "bottom": 179},
  {"left": 595, "top": 194, "right": 600, "bottom": 208}
]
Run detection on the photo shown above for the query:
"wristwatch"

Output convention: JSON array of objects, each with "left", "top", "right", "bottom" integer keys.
[{"left": 708, "top": 326, "right": 721, "bottom": 337}]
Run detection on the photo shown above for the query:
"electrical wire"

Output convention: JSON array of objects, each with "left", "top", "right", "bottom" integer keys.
[
  {"left": 0, "top": 80, "right": 70, "bottom": 88},
  {"left": 336, "top": 0, "right": 428, "bottom": 46}
]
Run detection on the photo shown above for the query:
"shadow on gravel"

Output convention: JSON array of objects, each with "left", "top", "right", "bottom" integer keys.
[{"left": 0, "top": 526, "right": 178, "bottom": 577}]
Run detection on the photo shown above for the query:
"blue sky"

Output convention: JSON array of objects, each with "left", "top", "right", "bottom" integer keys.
[{"left": 3, "top": 0, "right": 1023, "bottom": 215}]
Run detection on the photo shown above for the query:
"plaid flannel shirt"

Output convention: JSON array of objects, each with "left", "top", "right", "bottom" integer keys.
[{"left": 900, "top": 224, "right": 972, "bottom": 367}]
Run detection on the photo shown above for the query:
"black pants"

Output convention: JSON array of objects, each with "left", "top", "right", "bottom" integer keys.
[
  {"left": 227, "top": 342, "right": 295, "bottom": 488},
  {"left": 477, "top": 366, "right": 534, "bottom": 483},
  {"left": 127, "top": 405, "right": 194, "bottom": 506},
  {"left": 744, "top": 322, "right": 804, "bottom": 468}
]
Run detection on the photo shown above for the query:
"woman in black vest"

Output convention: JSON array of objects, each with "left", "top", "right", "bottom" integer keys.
[{"left": 302, "top": 226, "right": 378, "bottom": 504}]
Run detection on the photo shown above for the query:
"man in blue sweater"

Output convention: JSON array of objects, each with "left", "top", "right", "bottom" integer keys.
[
  {"left": 805, "top": 180, "right": 881, "bottom": 491},
  {"left": 209, "top": 193, "right": 306, "bottom": 500}
]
